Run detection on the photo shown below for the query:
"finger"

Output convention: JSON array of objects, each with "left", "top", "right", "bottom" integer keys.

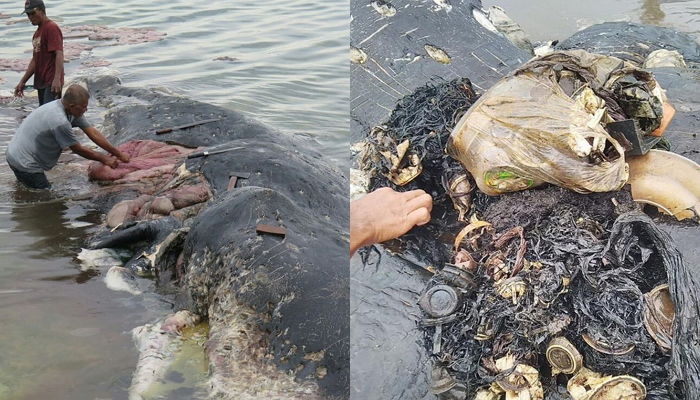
[
  {"left": 401, "top": 189, "right": 428, "bottom": 201},
  {"left": 406, "top": 192, "right": 433, "bottom": 213},
  {"left": 406, "top": 207, "right": 431, "bottom": 228}
]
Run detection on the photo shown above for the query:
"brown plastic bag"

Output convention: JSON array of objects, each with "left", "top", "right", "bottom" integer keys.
[{"left": 447, "top": 50, "right": 639, "bottom": 195}]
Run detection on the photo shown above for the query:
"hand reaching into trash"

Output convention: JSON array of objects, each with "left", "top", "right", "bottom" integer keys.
[{"left": 350, "top": 187, "right": 433, "bottom": 255}]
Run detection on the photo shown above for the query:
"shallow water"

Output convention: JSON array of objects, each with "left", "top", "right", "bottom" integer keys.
[
  {"left": 482, "top": 0, "right": 700, "bottom": 42},
  {"left": 0, "top": 1, "right": 346, "bottom": 398}
]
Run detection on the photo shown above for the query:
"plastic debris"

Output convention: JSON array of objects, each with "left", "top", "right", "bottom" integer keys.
[
  {"left": 448, "top": 50, "right": 672, "bottom": 195},
  {"left": 567, "top": 368, "right": 646, "bottom": 400},
  {"left": 643, "top": 284, "right": 674, "bottom": 352},
  {"left": 643, "top": 49, "right": 687, "bottom": 69},
  {"left": 486, "top": 6, "right": 533, "bottom": 53},
  {"left": 627, "top": 149, "right": 700, "bottom": 221},
  {"left": 546, "top": 337, "right": 583, "bottom": 375}
]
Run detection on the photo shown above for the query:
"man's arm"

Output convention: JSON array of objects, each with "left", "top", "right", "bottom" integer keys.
[
  {"left": 69, "top": 143, "right": 118, "bottom": 168},
  {"left": 51, "top": 50, "right": 64, "bottom": 96},
  {"left": 81, "top": 126, "right": 130, "bottom": 162},
  {"left": 14, "top": 57, "right": 36, "bottom": 97}
]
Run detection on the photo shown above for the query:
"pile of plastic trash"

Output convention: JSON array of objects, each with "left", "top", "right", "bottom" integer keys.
[{"left": 358, "top": 50, "right": 699, "bottom": 399}]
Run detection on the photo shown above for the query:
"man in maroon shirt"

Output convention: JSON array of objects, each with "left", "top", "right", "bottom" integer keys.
[{"left": 14, "top": 0, "right": 64, "bottom": 106}]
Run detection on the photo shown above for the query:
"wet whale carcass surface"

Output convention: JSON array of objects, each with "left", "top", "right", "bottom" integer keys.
[
  {"left": 351, "top": 12, "right": 700, "bottom": 400},
  {"left": 349, "top": 0, "right": 530, "bottom": 141},
  {"left": 79, "top": 75, "right": 349, "bottom": 398},
  {"left": 555, "top": 22, "right": 700, "bottom": 67},
  {"left": 350, "top": 1, "right": 530, "bottom": 398}
]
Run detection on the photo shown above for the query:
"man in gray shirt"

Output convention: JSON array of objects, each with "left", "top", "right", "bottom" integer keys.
[{"left": 5, "top": 84, "right": 129, "bottom": 189}]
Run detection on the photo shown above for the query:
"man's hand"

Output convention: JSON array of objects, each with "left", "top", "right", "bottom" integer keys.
[
  {"left": 14, "top": 82, "right": 25, "bottom": 97},
  {"left": 116, "top": 151, "right": 130, "bottom": 163},
  {"left": 102, "top": 156, "right": 119, "bottom": 169},
  {"left": 51, "top": 77, "right": 62, "bottom": 97},
  {"left": 350, "top": 187, "right": 433, "bottom": 255}
]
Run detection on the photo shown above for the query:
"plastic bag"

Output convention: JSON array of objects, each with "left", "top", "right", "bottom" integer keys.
[{"left": 446, "top": 50, "right": 669, "bottom": 195}]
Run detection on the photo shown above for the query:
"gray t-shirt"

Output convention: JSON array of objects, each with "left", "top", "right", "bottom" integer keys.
[{"left": 5, "top": 100, "right": 90, "bottom": 172}]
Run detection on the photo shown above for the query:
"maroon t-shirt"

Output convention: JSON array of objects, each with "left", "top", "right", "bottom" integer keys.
[{"left": 32, "top": 20, "right": 63, "bottom": 89}]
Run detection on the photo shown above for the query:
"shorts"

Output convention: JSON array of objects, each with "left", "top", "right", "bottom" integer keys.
[
  {"left": 8, "top": 163, "right": 51, "bottom": 189},
  {"left": 37, "top": 87, "right": 61, "bottom": 106}
]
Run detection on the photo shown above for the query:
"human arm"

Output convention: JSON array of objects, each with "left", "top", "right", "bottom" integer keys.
[
  {"left": 69, "top": 143, "right": 118, "bottom": 168},
  {"left": 81, "top": 126, "right": 130, "bottom": 162},
  {"left": 51, "top": 50, "right": 64, "bottom": 96},
  {"left": 14, "top": 57, "right": 36, "bottom": 97},
  {"left": 350, "top": 187, "right": 433, "bottom": 255}
]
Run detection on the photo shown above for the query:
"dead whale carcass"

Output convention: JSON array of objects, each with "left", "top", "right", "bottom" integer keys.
[{"left": 76, "top": 75, "right": 349, "bottom": 398}]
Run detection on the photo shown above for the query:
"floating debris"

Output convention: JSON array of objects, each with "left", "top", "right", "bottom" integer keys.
[
  {"left": 63, "top": 42, "right": 94, "bottom": 61},
  {"left": 213, "top": 56, "right": 238, "bottom": 62},
  {"left": 63, "top": 25, "right": 167, "bottom": 45},
  {"left": 81, "top": 58, "right": 112, "bottom": 67},
  {"left": 0, "top": 58, "right": 29, "bottom": 72}
]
